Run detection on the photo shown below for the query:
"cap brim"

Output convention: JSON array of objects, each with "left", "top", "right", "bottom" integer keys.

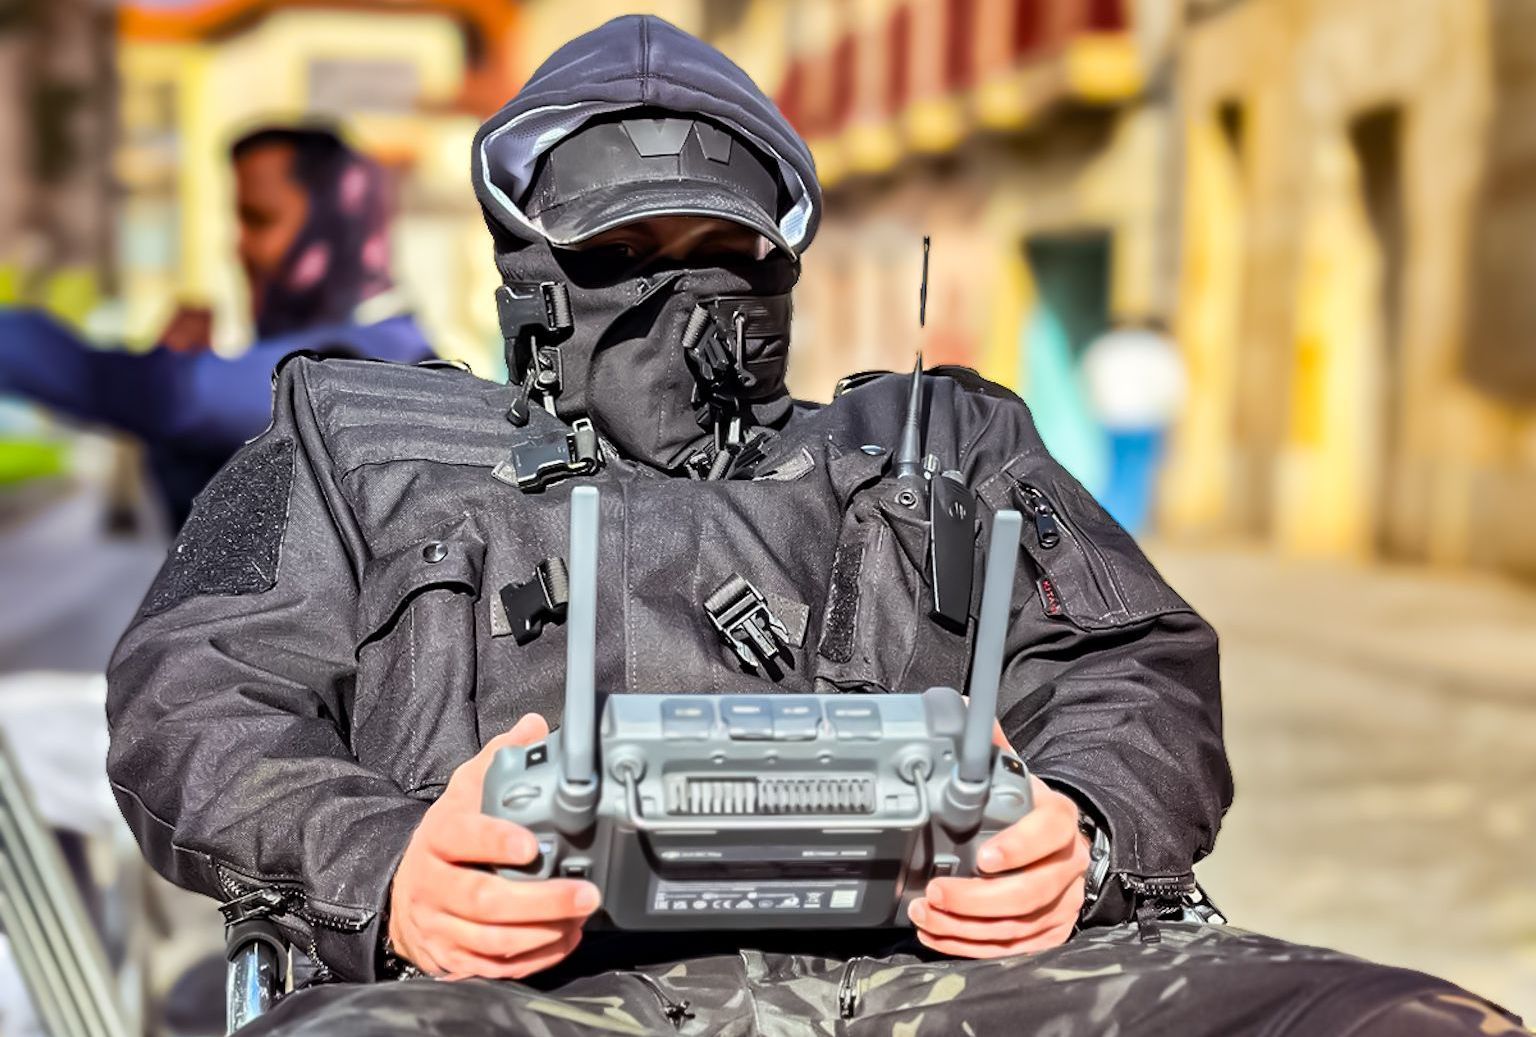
[{"left": 533, "top": 180, "right": 794, "bottom": 258}]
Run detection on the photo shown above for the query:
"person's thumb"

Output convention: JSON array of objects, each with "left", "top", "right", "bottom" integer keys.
[
  {"left": 991, "top": 719, "right": 1012, "bottom": 751},
  {"left": 446, "top": 714, "right": 550, "bottom": 798}
]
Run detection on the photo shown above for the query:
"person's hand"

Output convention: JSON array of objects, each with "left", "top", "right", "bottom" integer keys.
[
  {"left": 907, "top": 722, "right": 1091, "bottom": 958},
  {"left": 157, "top": 305, "right": 214, "bottom": 353},
  {"left": 386, "top": 714, "right": 601, "bottom": 979}
]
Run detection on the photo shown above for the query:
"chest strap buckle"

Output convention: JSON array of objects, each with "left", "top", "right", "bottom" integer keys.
[
  {"left": 494, "top": 418, "right": 601, "bottom": 492},
  {"left": 705, "top": 575, "right": 790, "bottom": 673},
  {"left": 492, "top": 557, "right": 571, "bottom": 644}
]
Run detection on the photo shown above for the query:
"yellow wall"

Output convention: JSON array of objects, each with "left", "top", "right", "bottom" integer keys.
[
  {"left": 1161, "top": 114, "right": 1245, "bottom": 535},
  {"left": 1272, "top": 133, "right": 1383, "bottom": 557}
]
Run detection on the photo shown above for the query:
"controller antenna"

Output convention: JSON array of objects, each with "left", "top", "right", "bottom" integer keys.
[
  {"left": 560, "top": 485, "right": 600, "bottom": 789},
  {"left": 956, "top": 509, "right": 1023, "bottom": 786}
]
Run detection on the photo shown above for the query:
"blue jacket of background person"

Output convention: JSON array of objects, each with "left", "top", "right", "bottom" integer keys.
[{"left": 0, "top": 307, "right": 435, "bottom": 525}]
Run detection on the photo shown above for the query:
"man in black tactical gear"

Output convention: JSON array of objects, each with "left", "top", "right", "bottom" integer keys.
[{"left": 105, "top": 16, "right": 1527, "bottom": 1036}]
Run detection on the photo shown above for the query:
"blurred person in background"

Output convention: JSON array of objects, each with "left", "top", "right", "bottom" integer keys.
[
  {"left": 1080, "top": 317, "right": 1188, "bottom": 536},
  {"left": 0, "top": 124, "right": 433, "bottom": 1036},
  {"left": 0, "top": 125, "right": 436, "bottom": 529}
]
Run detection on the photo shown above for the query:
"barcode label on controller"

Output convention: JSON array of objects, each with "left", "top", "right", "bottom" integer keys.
[{"left": 652, "top": 880, "right": 865, "bottom": 914}]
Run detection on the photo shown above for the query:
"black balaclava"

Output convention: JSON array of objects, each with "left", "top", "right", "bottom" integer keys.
[
  {"left": 496, "top": 237, "right": 798, "bottom": 475},
  {"left": 470, "top": 15, "right": 823, "bottom": 478}
]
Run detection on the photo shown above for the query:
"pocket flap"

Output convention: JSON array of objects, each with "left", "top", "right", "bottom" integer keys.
[
  {"left": 978, "top": 456, "right": 1190, "bottom": 629},
  {"left": 358, "top": 527, "right": 485, "bottom": 645}
]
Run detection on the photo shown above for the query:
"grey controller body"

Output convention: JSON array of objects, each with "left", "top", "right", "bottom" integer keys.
[
  {"left": 483, "top": 484, "right": 1031, "bottom": 931},
  {"left": 482, "top": 689, "right": 1033, "bottom": 929}
]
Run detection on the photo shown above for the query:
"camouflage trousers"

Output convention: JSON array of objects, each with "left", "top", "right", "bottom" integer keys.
[{"left": 239, "top": 924, "right": 1529, "bottom": 1037}]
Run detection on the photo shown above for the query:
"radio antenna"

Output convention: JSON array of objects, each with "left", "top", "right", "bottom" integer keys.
[
  {"left": 561, "top": 485, "right": 599, "bottom": 787},
  {"left": 894, "top": 235, "right": 931, "bottom": 482},
  {"left": 919, "top": 235, "right": 931, "bottom": 328},
  {"left": 957, "top": 509, "right": 1023, "bottom": 784}
]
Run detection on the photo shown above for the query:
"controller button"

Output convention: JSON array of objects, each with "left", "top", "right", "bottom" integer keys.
[
  {"left": 561, "top": 861, "right": 590, "bottom": 879},
  {"left": 828, "top": 702, "right": 883, "bottom": 740},
  {"left": 661, "top": 699, "right": 716, "bottom": 739},
  {"left": 1000, "top": 754, "right": 1024, "bottom": 776},
  {"left": 770, "top": 699, "right": 821, "bottom": 740},
  {"left": 526, "top": 743, "right": 549, "bottom": 767},
  {"left": 722, "top": 698, "right": 773, "bottom": 740},
  {"left": 931, "top": 854, "right": 959, "bottom": 877}
]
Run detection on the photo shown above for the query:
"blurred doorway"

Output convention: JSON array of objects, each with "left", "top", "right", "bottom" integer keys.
[
  {"left": 1349, "top": 107, "right": 1409, "bottom": 559},
  {"left": 1019, "top": 232, "right": 1113, "bottom": 496},
  {"left": 1277, "top": 110, "right": 1405, "bottom": 559}
]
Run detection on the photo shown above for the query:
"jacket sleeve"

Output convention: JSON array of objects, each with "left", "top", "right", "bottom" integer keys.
[
  {"left": 975, "top": 406, "right": 1233, "bottom": 922},
  {"left": 106, "top": 360, "right": 427, "bottom": 981}
]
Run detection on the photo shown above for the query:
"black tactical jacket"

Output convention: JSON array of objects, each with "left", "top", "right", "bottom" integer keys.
[{"left": 105, "top": 357, "right": 1232, "bottom": 982}]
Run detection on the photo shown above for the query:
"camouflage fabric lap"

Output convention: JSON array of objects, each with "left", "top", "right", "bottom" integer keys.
[{"left": 236, "top": 924, "right": 1529, "bottom": 1037}]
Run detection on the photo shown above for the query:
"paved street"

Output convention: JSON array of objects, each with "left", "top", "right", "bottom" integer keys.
[{"left": 1155, "top": 544, "right": 1536, "bottom": 1021}]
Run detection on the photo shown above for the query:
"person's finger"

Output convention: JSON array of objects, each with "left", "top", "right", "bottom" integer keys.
[
  {"left": 434, "top": 867, "right": 600, "bottom": 926},
  {"left": 915, "top": 918, "right": 1075, "bottom": 960},
  {"left": 974, "top": 779, "right": 1082, "bottom": 874},
  {"left": 441, "top": 926, "right": 584, "bottom": 981},
  {"left": 907, "top": 880, "right": 1080, "bottom": 942},
  {"left": 991, "top": 719, "right": 1011, "bottom": 750},
  {"left": 423, "top": 810, "right": 538, "bottom": 866},
  {"left": 444, "top": 714, "right": 550, "bottom": 799},
  {"left": 430, "top": 912, "right": 576, "bottom": 961},
  {"left": 926, "top": 841, "right": 1089, "bottom": 919}
]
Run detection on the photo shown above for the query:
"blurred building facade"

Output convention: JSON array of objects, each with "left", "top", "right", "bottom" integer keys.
[
  {"left": 0, "top": 0, "right": 117, "bottom": 322},
  {"left": 1167, "top": 0, "right": 1536, "bottom": 576},
  {"left": 7, "top": 0, "right": 1531, "bottom": 576},
  {"left": 646, "top": 0, "right": 1536, "bottom": 579}
]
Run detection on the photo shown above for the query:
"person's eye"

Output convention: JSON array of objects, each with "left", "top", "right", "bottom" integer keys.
[{"left": 239, "top": 208, "right": 278, "bottom": 230}]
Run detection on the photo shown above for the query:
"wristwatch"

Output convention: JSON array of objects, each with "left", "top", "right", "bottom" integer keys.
[{"left": 1076, "top": 810, "right": 1112, "bottom": 913}]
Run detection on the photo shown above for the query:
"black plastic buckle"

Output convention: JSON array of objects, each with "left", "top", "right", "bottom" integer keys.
[
  {"left": 705, "top": 575, "right": 789, "bottom": 672},
  {"left": 493, "top": 418, "right": 600, "bottom": 492},
  {"left": 498, "top": 557, "right": 570, "bottom": 645},
  {"left": 496, "top": 282, "right": 571, "bottom": 351}
]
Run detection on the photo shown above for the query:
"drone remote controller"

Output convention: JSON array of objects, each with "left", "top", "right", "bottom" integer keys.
[{"left": 483, "top": 486, "right": 1032, "bottom": 930}]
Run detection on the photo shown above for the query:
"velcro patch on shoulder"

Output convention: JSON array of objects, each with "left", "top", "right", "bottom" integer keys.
[
  {"left": 816, "top": 536, "right": 865, "bottom": 664},
  {"left": 140, "top": 437, "right": 296, "bottom": 618}
]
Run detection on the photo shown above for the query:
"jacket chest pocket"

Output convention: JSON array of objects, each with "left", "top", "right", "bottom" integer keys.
[
  {"left": 978, "top": 458, "right": 1189, "bottom": 629},
  {"left": 814, "top": 487, "right": 972, "bottom": 694},
  {"left": 354, "top": 525, "right": 485, "bottom": 796}
]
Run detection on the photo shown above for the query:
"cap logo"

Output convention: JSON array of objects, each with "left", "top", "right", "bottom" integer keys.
[{"left": 621, "top": 118, "right": 734, "bottom": 164}]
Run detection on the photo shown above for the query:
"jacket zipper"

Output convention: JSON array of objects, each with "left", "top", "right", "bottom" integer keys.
[
  {"left": 837, "top": 955, "right": 870, "bottom": 1019},
  {"left": 1118, "top": 873, "right": 1197, "bottom": 898},
  {"left": 1017, "top": 484, "right": 1062, "bottom": 550},
  {"left": 1018, "top": 483, "right": 1128, "bottom": 615},
  {"left": 216, "top": 865, "right": 371, "bottom": 933},
  {"left": 622, "top": 971, "right": 694, "bottom": 1028},
  {"left": 1118, "top": 873, "right": 1221, "bottom": 945},
  {"left": 216, "top": 865, "right": 372, "bottom": 983}
]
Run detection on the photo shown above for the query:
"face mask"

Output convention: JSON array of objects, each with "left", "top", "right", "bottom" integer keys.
[{"left": 496, "top": 242, "right": 799, "bottom": 473}]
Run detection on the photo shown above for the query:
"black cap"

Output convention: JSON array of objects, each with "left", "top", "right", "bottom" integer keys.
[{"left": 521, "top": 114, "right": 789, "bottom": 254}]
